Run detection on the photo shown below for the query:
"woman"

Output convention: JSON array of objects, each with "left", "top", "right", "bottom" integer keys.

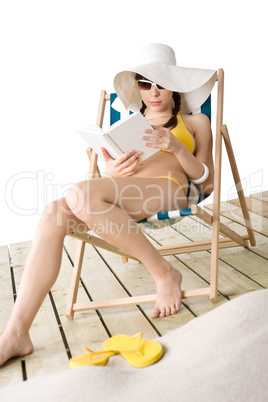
[{"left": 0, "top": 43, "right": 216, "bottom": 366}]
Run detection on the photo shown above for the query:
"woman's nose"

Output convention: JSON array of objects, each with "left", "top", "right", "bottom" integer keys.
[{"left": 151, "top": 85, "right": 160, "bottom": 96}]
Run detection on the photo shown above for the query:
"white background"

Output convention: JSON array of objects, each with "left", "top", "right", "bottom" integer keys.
[{"left": 0, "top": 0, "right": 267, "bottom": 246}]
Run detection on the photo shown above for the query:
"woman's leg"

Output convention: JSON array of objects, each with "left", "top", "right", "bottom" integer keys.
[
  {"left": 66, "top": 176, "right": 188, "bottom": 320},
  {"left": 0, "top": 198, "right": 88, "bottom": 366}
]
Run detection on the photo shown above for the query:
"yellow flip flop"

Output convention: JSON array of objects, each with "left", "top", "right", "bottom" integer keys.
[
  {"left": 103, "top": 332, "right": 163, "bottom": 368},
  {"left": 69, "top": 346, "right": 115, "bottom": 368}
]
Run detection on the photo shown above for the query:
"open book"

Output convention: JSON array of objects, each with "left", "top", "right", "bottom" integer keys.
[{"left": 77, "top": 112, "right": 158, "bottom": 161}]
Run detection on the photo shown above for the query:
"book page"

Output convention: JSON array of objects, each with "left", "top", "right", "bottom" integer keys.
[
  {"left": 77, "top": 112, "right": 158, "bottom": 161},
  {"left": 77, "top": 127, "right": 122, "bottom": 160},
  {"left": 106, "top": 112, "right": 158, "bottom": 161}
]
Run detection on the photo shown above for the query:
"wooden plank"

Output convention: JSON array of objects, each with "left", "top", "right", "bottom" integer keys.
[
  {"left": 155, "top": 237, "right": 248, "bottom": 255},
  {"left": 0, "top": 245, "right": 23, "bottom": 386},
  {"left": 64, "top": 236, "right": 160, "bottom": 339},
  {"left": 209, "top": 69, "right": 224, "bottom": 301},
  {"left": 250, "top": 190, "right": 268, "bottom": 203},
  {"left": 219, "top": 215, "right": 268, "bottom": 259},
  {"left": 230, "top": 197, "right": 268, "bottom": 218},
  {"left": 178, "top": 216, "right": 268, "bottom": 289},
  {"left": 66, "top": 240, "right": 86, "bottom": 319},
  {"left": 205, "top": 201, "right": 268, "bottom": 237},
  {"left": 69, "top": 232, "right": 139, "bottom": 261},
  {"left": 95, "top": 231, "right": 227, "bottom": 327},
  {"left": 52, "top": 239, "right": 112, "bottom": 357},
  {"left": 146, "top": 217, "right": 265, "bottom": 298},
  {"left": 72, "top": 287, "right": 211, "bottom": 311},
  {"left": 9, "top": 242, "right": 69, "bottom": 379},
  {"left": 190, "top": 203, "right": 268, "bottom": 261},
  {"left": 90, "top": 248, "right": 199, "bottom": 334},
  {"left": 191, "top": 205, "right": 249, "bottom": 248}
]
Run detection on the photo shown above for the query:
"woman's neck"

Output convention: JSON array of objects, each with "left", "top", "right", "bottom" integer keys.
[{"left": 145, "top": 111, "right": 173, "bottom": 127}]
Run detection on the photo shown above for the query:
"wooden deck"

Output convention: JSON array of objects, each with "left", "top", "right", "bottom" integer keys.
[{"left": 0, "top": 191, "right": 267, "bottom": 387}]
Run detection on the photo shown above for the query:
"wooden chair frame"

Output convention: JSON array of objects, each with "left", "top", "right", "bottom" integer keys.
[{"left": 66, "top": 69, "right": 256, "bottom": 320}]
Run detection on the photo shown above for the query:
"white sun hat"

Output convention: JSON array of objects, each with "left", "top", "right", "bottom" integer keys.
[{"left": 113, "top": 43, "right": 217, "bottom": 114}]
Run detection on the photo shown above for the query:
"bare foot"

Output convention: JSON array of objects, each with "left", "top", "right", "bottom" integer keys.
[
  {"left": 151, "top": 265, "right": 182, "bottom": 318},
  {"left": 0, "top": 331, "right": 34, "bottom": 367}
]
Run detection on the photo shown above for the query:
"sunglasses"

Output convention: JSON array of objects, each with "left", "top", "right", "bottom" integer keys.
[{"left": 137, "top": 79, "right": 166, "bottom": 92}]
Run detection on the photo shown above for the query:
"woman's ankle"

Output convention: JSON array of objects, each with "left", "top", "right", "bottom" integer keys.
[
  {"left": 0, "top": 329, "right": 33, "bottom": 366},
  {"left": 149, "top": 260, "right": 176, "bottom": 281}
]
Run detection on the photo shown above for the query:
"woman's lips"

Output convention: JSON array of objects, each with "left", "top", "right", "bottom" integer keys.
[{"left": 150, "top": 101, "right": 161, "bottom": 106}]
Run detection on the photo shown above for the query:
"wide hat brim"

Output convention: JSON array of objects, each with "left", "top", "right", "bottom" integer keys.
[{"left": 114, "top": 63, "right": 217, "bottom": 115}]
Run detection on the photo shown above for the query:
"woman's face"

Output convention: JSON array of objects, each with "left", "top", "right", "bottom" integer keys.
[{"left": 138, "top": 80, "right": 173, "bottom": 114}]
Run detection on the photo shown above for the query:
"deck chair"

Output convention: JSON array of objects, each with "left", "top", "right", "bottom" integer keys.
[{"left": 66, "top": 69, "right": 256, "bottom": 320}]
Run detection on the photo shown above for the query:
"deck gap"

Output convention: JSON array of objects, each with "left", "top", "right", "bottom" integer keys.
[
  {"left": 93, "top": 246, "right": 166, "bottom": 333},
  {"left": 135, "top": 305, "right": 162, "bottom": 336},
  {"left": 229, "top": 199, "right": 267, "bottom": 219},
  {"left": 63, "top": 244, "right": 74, "bottom": 266},
  {"left": 48, "top": 291, "right": 72, "bottom": 359},
  {"left": 217, "top": 255, "right": 267, "bottom": 290},
  {"left": 145, "top": 231, "right": 212, "bottom": 284},
  {"left": 93, "top": 246, "right": 134, "bottom": 298},
  {"left": 94, "top": 244, "right": 201, "bottom": 330},
  {"left": 79, "top": 277, "right": 112, "bottom": 338},
  {"left": 7, "top": 245, "right": 28, "bottom": 381},
  {"left": 21, "top": 358, "right": 27, "bottom": 381},
  {"left": 64, "top": 243, "right": 112, "bottom": 337},
  {"left": 180, "top": 302, "right": 198, "bottom": 318},
  {"left": 205, "top": 209, "right": 268, "bottom": 239},
  {"left": 189, "top": 213, "right": 268, "bottom": 261},
  {"left": 145, "top": 230, "right": 229, "bottom": 303},
  {"left": 7, "top": 245, "right": 17, "bottom": 302}
]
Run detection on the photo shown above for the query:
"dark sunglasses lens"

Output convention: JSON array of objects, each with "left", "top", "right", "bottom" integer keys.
[
  {"left": 138, "top": 81, "right": 152, "bottom": 91},
  {"left": 157, "top": 84, "right": 165, "bottom": 90}
]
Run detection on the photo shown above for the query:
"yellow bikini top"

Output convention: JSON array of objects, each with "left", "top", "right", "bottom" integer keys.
[{"left": 162, "top": 113, "right": 194, "bottom": 153}]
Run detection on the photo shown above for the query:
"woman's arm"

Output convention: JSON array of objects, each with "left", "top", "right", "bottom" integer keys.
[
  {"left": 143, "top": 113, "right": 214, "bottom": 195},
  {"left": 174, "top": 113, "right": 214, "bottom": 195}
]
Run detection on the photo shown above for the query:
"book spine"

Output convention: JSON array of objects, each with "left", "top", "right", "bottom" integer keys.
[{"left": 104, "top": 134, "right": 124, "bottom": 159}]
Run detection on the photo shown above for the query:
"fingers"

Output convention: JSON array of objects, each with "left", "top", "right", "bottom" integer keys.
[
  {"left": 143, "top": 128, "right": 180, "bottom": 153},
  {"left": 143, "top": 127, "right": 169, "bottom": 148},
  {"left": 143, "top": 133, "right": 165, "bottom": 149},
  {"left": 104, "top": 149, "right": 141, "bottom": 177},
  {"left": 117, "top": 152, "right": 141, "bottom": 175},
  {"left": 100, "top": 147, "right": 112, "bottom": 161},
  {"left": 114, "top": 150, "right": 140, "bottom": 167},
  {"left": 144, "top": 128, "right": 168, "bottom": 136}
]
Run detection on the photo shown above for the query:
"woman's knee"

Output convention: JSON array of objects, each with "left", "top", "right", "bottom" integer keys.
[
  {"left": 39, "top": 199, "right": 70, "bottom": 233},
  {"left": 65, "top": 180, "right": 102, "bottom": 221},
  {"left": 66, "top": 181, "right": 87, "bottom": 219}
]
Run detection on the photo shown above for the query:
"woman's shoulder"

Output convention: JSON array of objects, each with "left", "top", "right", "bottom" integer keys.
[
  {"left": 181, "top": 112, "right": 211, "bottom": 131},
  {"left": 180, "top": 112, "right": 210, "bottom": 124},
  {"left": 180, "top": 113, "right": 212, "bottom": 143}
]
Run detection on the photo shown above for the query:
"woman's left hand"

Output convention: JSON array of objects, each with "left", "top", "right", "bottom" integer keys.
[{"left": 143, "top": 127, "right": 183, "bottom": 154}]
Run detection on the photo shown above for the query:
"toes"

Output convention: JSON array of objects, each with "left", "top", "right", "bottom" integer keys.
[
  {"left": 164, "top": 306, "right": 171, "bottom": 317},
  {"left": 151, "top": 307, "right": 161, "bottom": 319},
  {"left": 175, "top": 301, "right": 181, "bottom": 312},
  {"left": 170, "top": 304, "right": 177, "bottom": 315},
  {"left": 152, "top": 303, "right": 181, "bottom": 318}
]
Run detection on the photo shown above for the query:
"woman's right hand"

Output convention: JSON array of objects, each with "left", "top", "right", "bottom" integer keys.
[{"left": 101, "top": 148, "right": 141, "bottom": 177}]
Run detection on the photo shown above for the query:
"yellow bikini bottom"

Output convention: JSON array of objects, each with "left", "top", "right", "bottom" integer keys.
[{"left": 155, "top": 176, "right": 183, "bottom": 191}]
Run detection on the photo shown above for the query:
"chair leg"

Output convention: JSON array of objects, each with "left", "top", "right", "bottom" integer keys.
[
  {"left": 221, "top": 124, "right": 256, "bottom": 247},
  {"left": 66, "top": 240, "right": 86, "bottom": 320},
  {"left": 209, "top": 218, "right": 220, "bottom": 303}
]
